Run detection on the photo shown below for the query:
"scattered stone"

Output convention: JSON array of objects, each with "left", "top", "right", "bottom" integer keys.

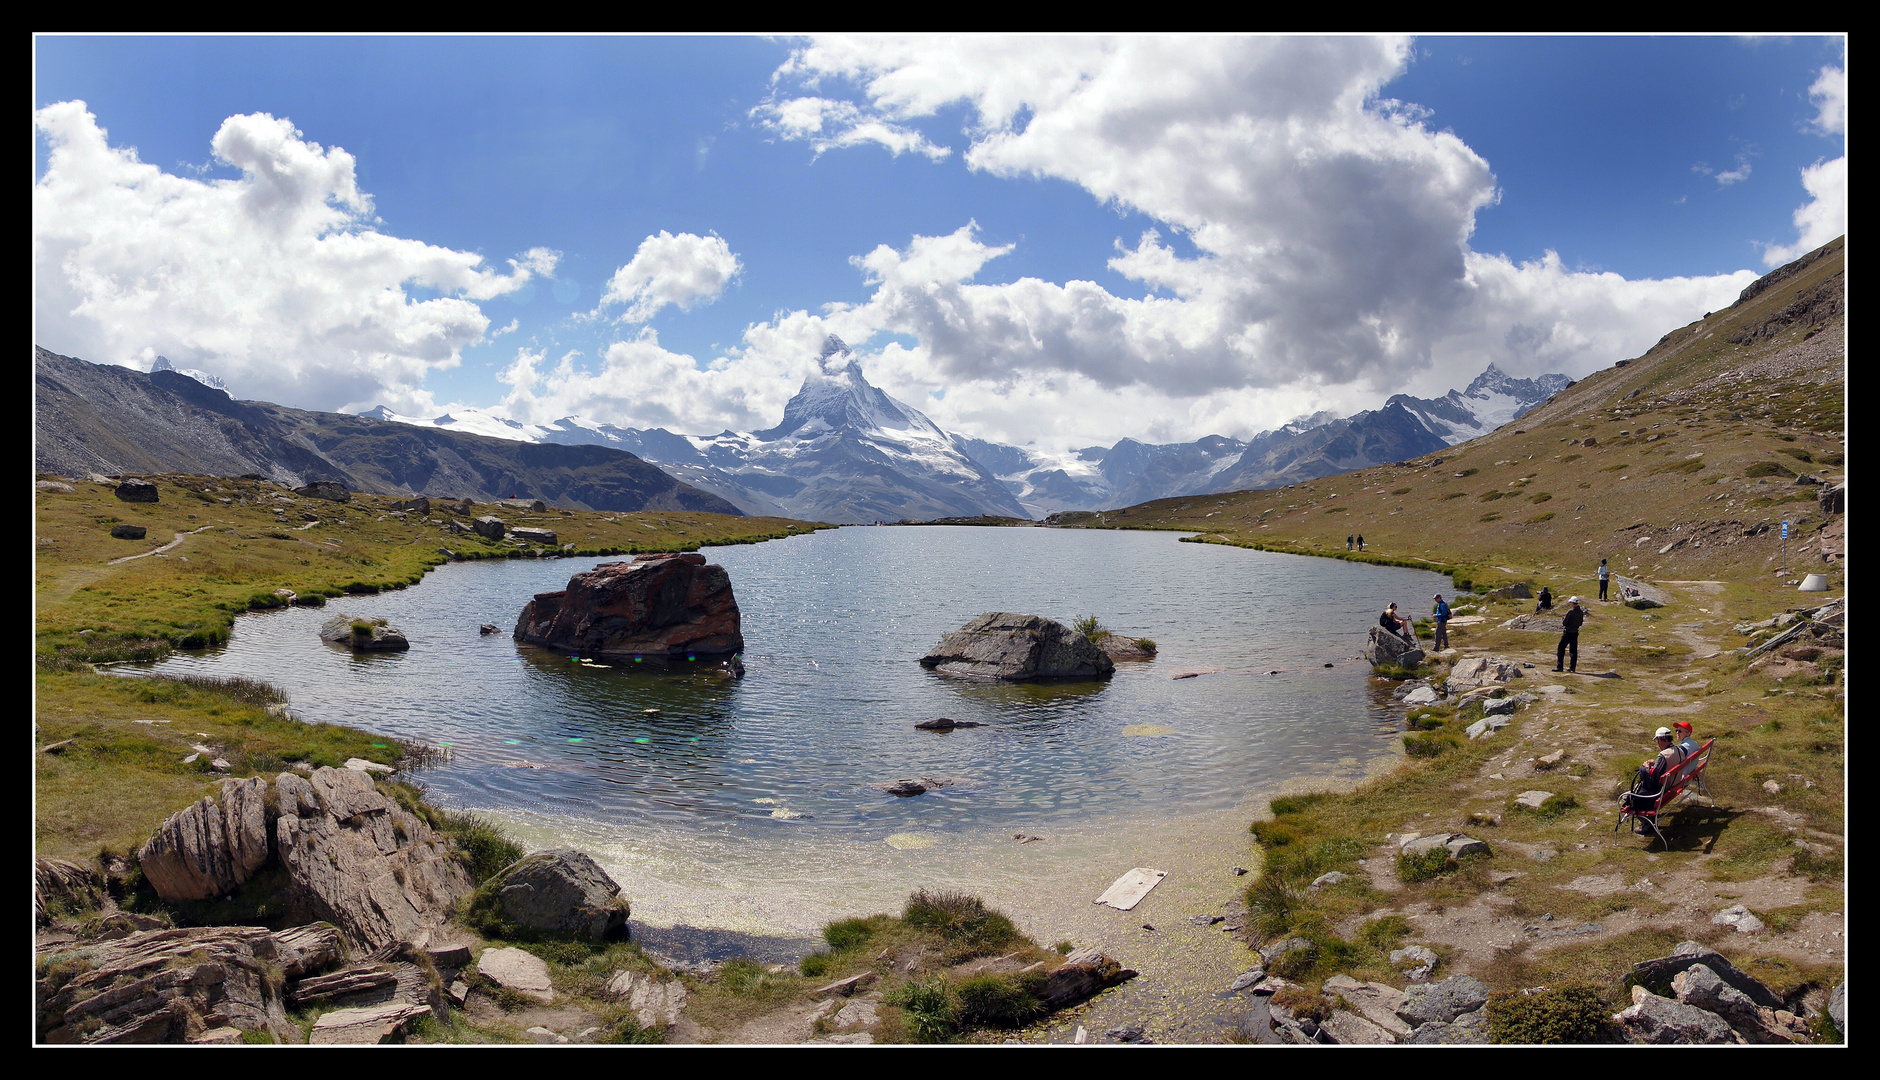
[
  {"left": 1446, "top": 656, "right": 1525, "bottom": 690},
  {"left": 1514, "top": 790, "right": 1555, "bottom": 810},
  {"left": 1613, "top": 991, "right": 1736, "bottom": 1044},
  {"left": 1014, "top": 834, "right": 1044, "bottom": 844},
  {"left": 919, "top": 612, "right": 1115, "bottom": 681},
  {"left": 1763, "top": 780, "right": 1781, "bottom": 795},
  {"left": 1712, "top": 905, "right": 1766, "bottom": 934},
  {"left": 108, "top": 524, "right": 147, "bottom": 540},
  {"left": 1228, "top": 968, "right": 1266, "bottom": 992},
  {"left": 1191, "top": 913, "right": 1226, "bottom": 925},
  {"left": 476, "top": 947, "right": 554, "bottom": 1003},
  {"left": 114, "top": 479, "right": 159, "bottom": 503},
  {"left": 1466, "top": 715, "right": 1512, "bottom": 740},
  {"left": 1363, "top": 625, "right": 1424, "bottom": 668},
  {"left": 1406, "top": 1005, "right": 1491, "bottom": 1044},
  {"left": 1483, "top": 696, "right": 1520, "bottom": 717},
  {"left": 1396, "top": 974, "right": 1489, "bottom": 1027},
  {"left": 135, "top": 777, "right": 271, "bottom": 903},
  {"left": 1103, "top": 1023, "right": 1150, "bottom": 1044},
  {"left": 525, "top": 1026, "right": 570, "bottom": 1044},
  {"left": 833, "top": 1000, "right": 879, "bottom": 1030},
  {"left": 879, "top": 778, "right": 949, "bottom": 797},
  {"left": 294, "top": 481, "right": 351, "bottom": 504},
  {"left": 447, "top": 980, "right": 470, "bottom": 1008},
  {"left": 606, "top": 970, "right": 687, "bottom": 1028},
  {"left": 1309, "top": 871, "right": 1349, "bottom": 891},
  {"left": 344, "top": 757, "right": 394, "bottom": 774},
  {"left": 810, "top": 972, "right": 878, "bottom": 999},
  {"left": 1389, "top": 945, "right": 1440, "bottom": 981},
  {"left": 487, "top": 848, "right": 631, "bottom": 941},
  {"left": 515, "top": 554, "right": 744, "bottom": 661},
  {"left": 1536, "top": 749, "right": 1567, "bottom": 769},
  {"left": 1403, "top": 685, "right": 1440, "bottom": 706},
  {"left": 319, "top": 614, "right": 410, "bottom": 652},
  {"left": 1400, "top": 833, "right": 1490, "bottom": 860},
  {"left": 1672, "top": 964, "right": 1798, "bottom": 1043},
  {"left": 479, "top": 624, "right": 501, "bottom": 635},
  {"left": 391, "top": 497, "right": 430, "bottom": 515},
  {"left": 1261, "top": 937, "right": 1313, "bottom": 966},
  {"left": 1320, "top": 1008, "right": 1397, "bottom": 1044},
  {"left": 814, "top": 1032, "right": 876, "bottom": 1044},
  {"left": 1232, "top": 866, "right": 1249, "bottom": 876}
]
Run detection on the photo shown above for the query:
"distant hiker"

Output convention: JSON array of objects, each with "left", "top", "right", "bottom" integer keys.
[
  {"left": 1536, "top": 586, "right": 1554, "bottom": 612},
  {"left": 1432, "top": 594, "right": 1451, "bottom": 651},
  {"left": 1598, "top": 559, "right": 1610, "bottom": 601},
  {"left": 1555, "top": 596, "right": 1585, "bottom": 672},
  {"left": 1348, "top": 534, "right": 1355, "bottom": 551},
  {"left": 1672, "top": 720, "right": 1700, "bottom": 761},
  {"left": 1357, "top": 534, "right": 1366, "bottom": 552},
  {"left": 1381, "top": 603, "right": 1414, "bottom": 644}
]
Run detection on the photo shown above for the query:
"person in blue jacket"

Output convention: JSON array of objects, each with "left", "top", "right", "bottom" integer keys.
[{"left": 1431, "top": 593, "right": 1451, "bottom": 651}]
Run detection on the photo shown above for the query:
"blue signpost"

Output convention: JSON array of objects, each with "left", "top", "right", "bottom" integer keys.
[{"left": 1782, "top": 520, "right": 1790, "bottom": 574}]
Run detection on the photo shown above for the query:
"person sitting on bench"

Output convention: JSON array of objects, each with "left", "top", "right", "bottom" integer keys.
[
  {"left": 1672, "top": 720, "right": 1700, "bottom": 761},
  {"left": 1620, "top": 727, "right": 1684, "bottom": 820}
]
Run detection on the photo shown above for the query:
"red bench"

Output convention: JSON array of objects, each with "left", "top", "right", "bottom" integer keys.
[{"left": 1615, "top": 738, "right": 1715, "bottom": 849}]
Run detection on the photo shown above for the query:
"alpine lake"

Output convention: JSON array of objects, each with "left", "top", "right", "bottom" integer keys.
[{"left": 136, "top": 526, "right": 1451, "bottom": 962}]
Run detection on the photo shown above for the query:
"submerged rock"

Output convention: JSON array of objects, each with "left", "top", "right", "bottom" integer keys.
[
  {"left": 320, "top": 614, "right": 410, "bottom": 652},
  {"left": 515, "top": 554, "right": 744, "bottom": 661},
  {"left": 918, "top": 612, "right": 1114, "bottom": 681}
]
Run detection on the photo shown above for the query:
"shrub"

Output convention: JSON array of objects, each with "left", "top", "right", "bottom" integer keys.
[
  {"left": 350, "top": 620, "right": 374, "bottom": 638},
  {"left": 1480, "top": 512, "right": 1503, "bottom": 523},
  {"left": 1744, "top": 461, "right": 1796, "bottom": 478},
  {"left": 823, "top": 915, "right": 890, "bottom": 953},
  {"left": 1404, "top": 732, "right": 1460, "bottom": 758},
  {"left": 902, "top": 891, "right": 1020, "bottom": 961},
  {"left": 1391, "top": 488, "right": 1412, "bottom": 495},
  {"left": 1357, "top": 914, "right": 1411, "bottom": 950},
  {"left": 1250, "top": 821, "right": 1299, "bottom": 847},
  {"left": 887, "top": 977, "right": 957, "bottom": 1043},
  {"left": 1071, "top": 615, "right": 1105, "bottom": 639},
  {"left": 432, "top": 812, "right": 524, "bottom": 884},
  {"left": 1478, "top": 490, "right": 1506, "bottom": 502},
  {"left": 1790, "top": 847, "right": 1843, "bottom": 882},
  {"left": 799, "top": 951, "right": 833, "bottom": 977},
  {"left": 1268, "top": 794, "right": 1328, "bottom": 817},
  {"left": 1265, "top": 939, "right": 1320, "bottom": 980},
  {"left": 1441, "top": 492, "right": 1469, "bottom": 501},
  {"left": 955, "top": 973, "right": 1045, "bottom": 1028},
  {"left": 1528, "top": 492, "right": 1553, "bottom": 503},
  {"left": 1134, "top": 638, "right": 1158, "bottom": 654},
  {"left": 1456, "top": 468, "right": 1479, "bottom": 477},
  {"left": 1526, "top": 513, "right": 1557, "bottom": 524},
  {"left": 1397, "top": 846, "right": 1452, "bottom": 883},
  {"left": 1246, "top": 873, "right": 1304, "bottom": 939},
  {"left": 1486, "top": 982, "right": 1614, "bottom": 1044}
]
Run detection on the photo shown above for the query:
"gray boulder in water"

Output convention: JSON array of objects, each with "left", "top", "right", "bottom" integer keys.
[
  {"left": 320, "top": 614, "right": 410, "bottom": 652},
  {"left": 1364, "top": 625, "right": 1424, "bottom": 667},
  {"left": 919, "top": 612, "right": 1114, "bottom": 681}
]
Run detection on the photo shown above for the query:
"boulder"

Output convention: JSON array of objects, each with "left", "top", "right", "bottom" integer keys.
[
  {"left": 1401, "top": 833, "right": 1489, "bottom": 860},
  {"left": 1396, "top": 974, "right": 1490, "bottom": 1027},
  {"left": 1364, "top": 625, "right": 1424, "bottom": 667},
  {"left": 1390, "top": 944, "right": 1439, "bottom": 981},
  {"left": 1629, "top": 942, "right": 1783, "bottom": 1009},
  {"left": 1309, "top": 871, "right": 1349, "bottom": 891},
  {"left": 391, "top": 497, "right": 431, "bottom": 515},
  {"left": 35, "top": 926, "right": 292, "bottom": 1044},
  {"left": 319, "top": 614, "right": 410, "bottom": 653},
  {"left": 486, "top": 849, "right": 631, "bottom": 941},
  {"left": 1613, "top": 991, "right": 1736, "bottom": 1044},
  {"left": 108, "top": 524, "right": 147, "bottom": 540},
  {"left": 511, "top": 527, "right": 559, "bottom": 546},
  {"left": 1712, "top": 904, "right": 1765, "bottom": 933},
  {"left": 499, "top": 499, "right": 549, "bottom": 513},
  {"left": 1036, "top": 947, "right": 1138, "bottom": 1009},
  {"left": 1406, "top": 1006, "right": 1490, "bottom": 1044},
  {"left": 1466, "top": 715, "right": 1512, "bottom": 740},
  {"left": 1614, "top": 576, "right": 1666, "bottom": 608},
  {"left": 1097, "top": 635, "right": 1156, "bottom": 661},
  {"left": 606, "top": 970, "right": 688, "bottom": 1029},
  {"left": 37, "top": 479, "right": 76, "bottom": 493},
  {"left": 473, "top": 516, "right": 506, "bottom": 540},
  {"left": 1323, "top": 975, "right": 1411, "bottom": 1038},
  {"left": 1672, "top": 964, "right": 1799, "bottom": 1043},
  {"left": 1446, "top": 656, "right": 1524, "bottom": 690},
  {"left": 1403, "top": 685, "right": 1440, "bottom": 706},
  {"left": 1828, "top": 982, "right": 1844, "bottom": 1037},
  {"left": 114, "top": 479, "right": 159, "bottom": 503},
  {"left": 1320, "top": 1008, "right": 1397, "bottom": 1044},
  {"left": 274, "top": 768, "right": 474, "bottom": 951},
  {"left": 294, "top": 481, "right": 351, "bottom": 503},
  {"left": 271, "top": 923, "right": 347, "bottom": 979},
  {"left": 35, "top": 856, "right": 105, "bottom": 925},
  {"left": 476, "top": 947, "right": 554, "bottom": 1003},
  {"left": 135, "top": 777, "right": 271, "bottom": 903},
  {"left": 918, "top": 612, "right": 1115, "bottom": 681},
  {"left": 308, "top": 1001, "right": 431, "bottom": 1044},
  {"left": 514, "top": 554, "right": 744, "bottom": 661}
]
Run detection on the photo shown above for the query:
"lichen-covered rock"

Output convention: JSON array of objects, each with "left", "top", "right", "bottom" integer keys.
[
  {"left": 919, "top": 612, "right": 1114, "bottom": 681},
  {"left": 511, "top": 527, "right": 559, "bottom": 546},
  {"left": 275, "top": 768, "right": 473, "bottom": 951},
  {"left": 1629, "top": 941, "right": 1783, "bottom": 1009},
  {"left": 1397, "top": 974, "right": 1491, "bottom": 1027},
  {"left": 35, "top": 856, "right": 105, "bottom": 925},
  {"left": 35, "top": 926, "right": 292, "bottom": 1044},
  {"left": 135, "top": 777, "right": 271, "bottom": 903},
  {"left": 515, "top": 554, "right": 744, "bottom": 661},
  {"left": 1613, "top": 991, "right": 1737, "bottom": 1044},
  {"left": 473, "top": 515, "right": 506, "bottom": 540},
  {"left": 484, "top": 848, "right": 630, "bottom": 941},
  {"left": 1672, "top": 964, "right": 1800, "bottom": 1043},
  {"left": 319, "top": 614, "right": 410, "bottom": 653},
  {"left": 1363, "top": 625, "right": 1424, "bottom": 667},
  {"left": 1445, "top": 656, "right": 1525, "bottom": 689}
]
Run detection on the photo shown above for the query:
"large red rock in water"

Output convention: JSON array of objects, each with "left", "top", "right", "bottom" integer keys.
[{"left": 514, "top": 553, "right": 744, "bottom": 660}]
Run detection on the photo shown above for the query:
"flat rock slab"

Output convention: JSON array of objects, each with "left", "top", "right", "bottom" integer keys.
[
  {"left": 1513, "top": 790, "right": 1555, "bottom": 809},
  {"left": 1321, "top": 1008, "right": 1397, "bottom": 1044},
  {"left": 1095, "top": 868, "right": 1168, "bottom": 910},
  {"left": 309, "top": 1001, "right": 431, "bottom": 1044},
  {"left": 1323, "top": 975, "right": 1411, "bottom": 1038},
  {"left": 477, "top": 947, "right": 554, "bottom": 1002}
]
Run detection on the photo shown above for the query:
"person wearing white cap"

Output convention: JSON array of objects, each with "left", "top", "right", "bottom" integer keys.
[
  {"left": 1621, "top": 727, "right": 1685, "bottom": 827},
  {"left": 1554, "top": 596, "right": 1586, "bottom": 672}
]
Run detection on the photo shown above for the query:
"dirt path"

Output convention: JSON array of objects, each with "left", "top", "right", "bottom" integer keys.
[{"left": 106, "top": 524, "right": 216, "bottom": 565}]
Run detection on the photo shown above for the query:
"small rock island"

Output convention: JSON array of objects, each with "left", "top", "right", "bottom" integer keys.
[
  {"left": 919, "top": 612, "right": 1115, "bottom": 681},
  {"left": 514, "top": 553, "right": 744, "bottom": 662}
]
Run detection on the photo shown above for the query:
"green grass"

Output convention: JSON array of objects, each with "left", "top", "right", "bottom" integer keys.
[{"left": 902, "top": 890, "right": 1021, "bottom": 961}]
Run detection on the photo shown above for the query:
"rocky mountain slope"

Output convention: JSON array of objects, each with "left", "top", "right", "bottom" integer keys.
[{"left": 33, "top": 348, "right": 742, "bottom": 516}]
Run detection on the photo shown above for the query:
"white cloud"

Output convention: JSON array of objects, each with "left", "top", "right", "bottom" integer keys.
[
  {"left": 1694, "top": 151, "right": 1754, "bottom": 187},
  {"left": 33, "top": 101, "right": 550, "bottom": 414},
  {"left": 597, "top": 231, "right": 742, "bottom": 323},
  {"left": 489, "top": 318, "right": 521, "bottom": 339},
  {"left": 742, "top": 35, "right": 1753, "bottom": 446},
  {"left": 1760, "top": 63, "right": 1845, "bottom": 267}
]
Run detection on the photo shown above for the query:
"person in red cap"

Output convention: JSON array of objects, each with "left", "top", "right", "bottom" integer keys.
[{"left": 1672, "top": 721, "right": 1699, "bottom": 761}]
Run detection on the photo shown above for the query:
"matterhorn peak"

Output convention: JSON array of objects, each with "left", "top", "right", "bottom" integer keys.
[{"left": 818, "top": 334, "right": 855, "bottom": 374}]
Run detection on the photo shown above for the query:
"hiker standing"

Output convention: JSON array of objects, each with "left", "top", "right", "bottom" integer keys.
[
  {"left": 1432, "top": 593, "right": 1451, "bottom": 651},
  {"left": 1347, "top": 534, "right": 1354, "bottom": 551},
  {"left": 1357, "top": 534, "right": 1366, "bottom": 552},
  {"left": 1598, "top": 559, "right": 1610, "bottom": 601},
  {"left": 1555, "top": 596, "right": 1585, "bottom": 672}
]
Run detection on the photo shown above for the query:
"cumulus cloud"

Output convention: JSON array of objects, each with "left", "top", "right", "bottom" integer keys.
[
  {"left": 33, "top": 102, "right": 554, "bottom": 414},
  {"left": 1761, "top": 64, "right": 1846, "bottom": 267},
  {"left": 596, "top": 231, "right": 743, "bottom": 323},
  {"left": 727, "top": 37, "right": 1754, "bottom": 445}
]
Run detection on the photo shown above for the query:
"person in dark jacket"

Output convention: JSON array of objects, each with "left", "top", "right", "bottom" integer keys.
[
  {"left": 1431, "top": 593, "right": 1451, "bottom": 651},
  {"left": 1535, "top": 586, "right": 1553, "bottom": 612},
  {"left": 1555, "top": 596, "right": 1585, "bottom": 672},
  {"left": 1380, "top": 603, "right": 1414, "bottom": 643}
]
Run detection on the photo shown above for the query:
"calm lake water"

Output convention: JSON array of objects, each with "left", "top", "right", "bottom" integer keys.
[{"left": 139, "top": 527, "right": 1449, "bottom": 951}]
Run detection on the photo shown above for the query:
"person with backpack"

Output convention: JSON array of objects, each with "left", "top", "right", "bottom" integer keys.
[
  {"left": 1431, "top": 593, "right": 1451, "bottom": 651},
  {"left": 1555, "top": 596, "right": 1585, "bottom": 672},
  {"left": 1347, "top": 534, "right": 1354, "bottom": 551}
]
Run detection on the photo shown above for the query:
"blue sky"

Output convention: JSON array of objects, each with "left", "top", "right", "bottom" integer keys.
[{"left": 33, "top": 35, "right": 1845, "bottom": 450}]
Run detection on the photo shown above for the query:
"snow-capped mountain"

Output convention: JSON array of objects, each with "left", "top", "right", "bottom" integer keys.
[
  {"left": 149, "top": 355, "right": 229, "bottom": 393},
  {"left": 1386, "top": 364, "right": 1574, "bottom": 444}
]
